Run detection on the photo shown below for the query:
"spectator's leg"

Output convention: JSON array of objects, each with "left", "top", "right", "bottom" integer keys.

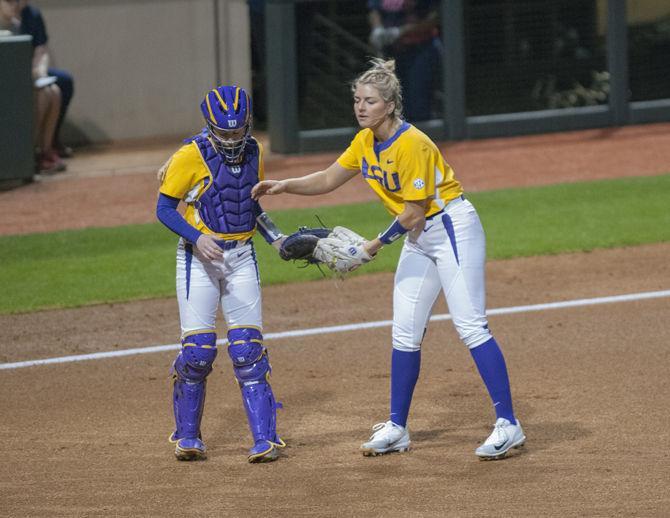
[
  {"left": 36, "top": 85, "right": 66, "bottom": 173},
  {"left": 48, "top": 68, "right": 74, "bottom": 152},
  {"left": 393, "top": 50, "right": 415, "bottom": 121},
  {"left": 41, "top": 84, "right": 61, "bottom": 154},
  {"left": 33, "top": 87, "right": 50, "bottom": 149},
  {"left": 403, "top": 41, "right": 440, "bottom": 122}
]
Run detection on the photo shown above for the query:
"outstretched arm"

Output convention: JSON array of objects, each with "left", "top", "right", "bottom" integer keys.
[{"left": 251, "top": 161, "right": 358, "bottom": 200}]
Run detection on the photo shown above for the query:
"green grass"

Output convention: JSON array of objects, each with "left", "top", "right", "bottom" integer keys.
[{"left": 1, "top": 174, "right": 669, "bottom": 314}]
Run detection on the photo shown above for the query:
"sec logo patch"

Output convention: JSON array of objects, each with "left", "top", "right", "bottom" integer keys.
[{"left": 413, "top": 178, "right": 425, "bottom": 189}]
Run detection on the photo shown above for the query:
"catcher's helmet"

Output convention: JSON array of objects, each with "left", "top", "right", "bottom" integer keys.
[{"left": 200, "top": 85, "right": 252, "bottom": 162}]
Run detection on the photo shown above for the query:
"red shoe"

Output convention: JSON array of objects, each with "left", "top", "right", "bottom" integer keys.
[{"left": 39, "top": 150, "right": 67, "bottom": 174}]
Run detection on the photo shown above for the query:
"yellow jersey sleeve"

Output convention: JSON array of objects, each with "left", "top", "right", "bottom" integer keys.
[
  {"left": 336, "top": 131, "right": 364, "bottom": 171},
  {"left": 159, "top": 143, "right": 204, "bottom": 199},
  {"left": 397, "top": 140, "right": 437, "bottom": 201}
]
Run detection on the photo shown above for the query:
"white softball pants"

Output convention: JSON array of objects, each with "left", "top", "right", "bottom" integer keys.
[
  {"left": 392, "top": 197, "right": 492, "bottom": 351},
  {"left": 175, "top": 238, "right": 262, "bottom": 337}
]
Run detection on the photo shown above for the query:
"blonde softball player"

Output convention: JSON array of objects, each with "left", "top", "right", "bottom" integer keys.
[
  {"left": 157, "top": 85, "right": 287, "bottom": 463},
  {"left": 252, "top": 59, "right": 525, "bottom": 459}
]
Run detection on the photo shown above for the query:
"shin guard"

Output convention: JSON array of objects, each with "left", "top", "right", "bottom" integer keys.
[
  {"left": 227, "top": 327, "right": 282, "bottom": 446},
  {"left": 171, "top": 331, "right": 218, "bottom": 441}
]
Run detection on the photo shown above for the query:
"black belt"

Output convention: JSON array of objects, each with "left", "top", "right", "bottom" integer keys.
[
  {"left": 426, "top": 195, "right": 465, "bottom": 220},
  {"left": 215, "top": 239, "right": 249, "bottom": 250}
]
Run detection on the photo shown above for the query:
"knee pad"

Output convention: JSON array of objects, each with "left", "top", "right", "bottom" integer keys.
[
  {"left": 173, "top": 331, "right": 218, "bottom": 382},
  {"left": 227, "top": 327, "right": 270, "bottom": 384},
  {"left": 227, "top": 327, "right": 281, "bottom": 444}
]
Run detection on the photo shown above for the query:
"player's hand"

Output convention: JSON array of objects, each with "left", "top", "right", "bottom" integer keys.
[
  {"left": 383, "top": 26, "right": 401, "bottom": 46},
  {"left": 196, "top": 234, "right": 224, "bottom": 261},
  {"left": 271, "top": 236, "right": 286, "bottom": 253},
  {"left": 369, "top": 26, "right": 386, "bottom": 51},
  {"left": 364, "top": 238, "right": 383, "bottom": 258},
  {"left": 252, "top": 180, "right": 287, "bottom": 200}
]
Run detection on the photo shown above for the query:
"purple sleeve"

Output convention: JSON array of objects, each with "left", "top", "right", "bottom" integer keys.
[{"left": 156, "top": 193, "right": 202, "bottom": 244}]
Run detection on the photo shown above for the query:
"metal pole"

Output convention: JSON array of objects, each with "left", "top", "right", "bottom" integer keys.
[
  {"left": 441, "top": 0, "right": 466, "bottom": 139},
  {"left": 266, "top": 0, "right": 299, "bottom": 153},
  {"left": 607, "top": 0, "right": 628, "bottom": 125},
  {"left": 213, "top": 0, "right": 221, "bottom": 85}
]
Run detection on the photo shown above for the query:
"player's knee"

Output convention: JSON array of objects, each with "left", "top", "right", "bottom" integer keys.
[
  {"left": 392, "top": 323, "right": 424, "bottom": 352},
  {"left": 173, "top": 331, "right": 218, "bottom": 382},
  {"left": 457, "top": 325, "right": 492, "bottom": 349},
  {"left": 227, "top": 327, "right": 270, "bottom": 384},
  {"left": 392, "top": 337, "right": 421, "bottom": 352}
]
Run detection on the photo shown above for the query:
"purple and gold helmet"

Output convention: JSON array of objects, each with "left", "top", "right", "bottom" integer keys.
[{"left": 200, "top": 85, "right": 252, "bottom": 162}]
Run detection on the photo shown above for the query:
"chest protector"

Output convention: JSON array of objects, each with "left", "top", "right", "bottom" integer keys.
[{"left": 193, "top": 135, "right": 259, "bottom": 234}]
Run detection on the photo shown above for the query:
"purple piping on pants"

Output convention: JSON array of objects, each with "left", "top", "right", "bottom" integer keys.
[
  {"left": 185, "top": 243, "right": 193, "bottom": 299},
  {"left": 441, "top": 213, "right": 459, "bottom": 265}
]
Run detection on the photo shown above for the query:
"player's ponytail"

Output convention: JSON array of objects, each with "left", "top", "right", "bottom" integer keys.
[{"left": 352, "top": 58, "right": 403, "bottom": 120}]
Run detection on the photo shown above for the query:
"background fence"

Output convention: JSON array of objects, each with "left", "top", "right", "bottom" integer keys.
[{"left": 265, "top": 0, "right": 670, "bottom": 153}]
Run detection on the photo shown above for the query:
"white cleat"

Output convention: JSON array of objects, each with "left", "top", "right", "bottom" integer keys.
[
  {"left": 361, "top": 420, "right": 411, "bottom": 456},
  {"left": 476, "top": 417, "right": 526, "bottom": 460}
]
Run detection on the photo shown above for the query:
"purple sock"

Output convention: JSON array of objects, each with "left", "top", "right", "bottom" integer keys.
[
  {"left": 389, "top": 348, "right": 421, "bottom": 428},
  {"left": 470, "top": 337, "right": 516, "bottom": 424}
]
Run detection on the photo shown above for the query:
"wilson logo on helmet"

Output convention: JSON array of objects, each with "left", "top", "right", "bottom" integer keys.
[{"left": 200, "top": 85, "right": 252, "bottom": 163}]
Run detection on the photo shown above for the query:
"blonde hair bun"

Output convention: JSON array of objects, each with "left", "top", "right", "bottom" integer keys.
[{"left": 352, "top": 58, "right": 403, "bottom": 119}]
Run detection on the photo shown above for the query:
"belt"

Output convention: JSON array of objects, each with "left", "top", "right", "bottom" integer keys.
[
  {"left": 426, "top": 195, "right": 465, "bottom": 220},
  {"left": 215, "top": 239, "right": 250, "bottom": 250}
]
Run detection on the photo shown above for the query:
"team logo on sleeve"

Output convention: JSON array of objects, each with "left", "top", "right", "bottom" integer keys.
[{"left": 413, "top": 178, "right": 425, "bottom": 189}]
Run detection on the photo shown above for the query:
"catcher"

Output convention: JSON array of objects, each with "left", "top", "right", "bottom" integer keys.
[{"left": 157, "top": 85, "right": 291, "bottom": 463}]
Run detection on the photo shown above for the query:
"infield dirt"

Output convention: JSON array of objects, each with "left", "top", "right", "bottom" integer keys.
[{"left": 1, "top": 125, "right": 669, "bottom": 517}]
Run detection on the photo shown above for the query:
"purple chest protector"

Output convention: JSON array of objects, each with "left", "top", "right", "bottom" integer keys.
[{"left": 193, "top": 135, "right": 260, "bottom": 234}]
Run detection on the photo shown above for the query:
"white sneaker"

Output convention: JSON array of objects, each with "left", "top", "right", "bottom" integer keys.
[
  {"left": 475, "top": 417, "right": 526, "bottom": 460},
  {"left": 361, "top": 420, "right": 411, "bottom": 456}
]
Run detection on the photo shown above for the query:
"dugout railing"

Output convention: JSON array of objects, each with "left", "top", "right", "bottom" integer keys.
[{"left": 265, "top": 0, "right": 670, "bottom": 153}]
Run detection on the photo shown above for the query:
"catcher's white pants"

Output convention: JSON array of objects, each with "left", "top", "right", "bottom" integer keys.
[
  {"left": 176, "top": 238, "right": 262, "bottom": 336},
  {"left": 393, "top": 197, "right": 492, "bottom": 351}
]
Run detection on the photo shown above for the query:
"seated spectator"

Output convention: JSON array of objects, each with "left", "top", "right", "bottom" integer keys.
[
  {"left": 19, "top": 1, "right": 74, "bottom": 161},
  {"left": 0, "top": 0, "right": 20, "bottom": 35},
  {"left": 32, "top": 73, "right": 64, "bottom": 173},
  {"left": 368, "top": 0, "right": 441, "bottom": 122},
  {"left": 1, "top": 0, "right": 63, "bottom": 174}
]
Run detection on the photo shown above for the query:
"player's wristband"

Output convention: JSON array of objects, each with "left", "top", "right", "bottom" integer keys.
[
  {"left": 256, "top": 211, "right": 285, "bottom": 244},
  {"left": 378, "top": 218, "right": 409, "bottom": 245}
]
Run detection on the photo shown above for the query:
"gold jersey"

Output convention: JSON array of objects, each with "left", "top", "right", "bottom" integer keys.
[
  {"left": 159, "top": 137, "right": 265, "bottom": 241},
  {"left": 337, "top": 122, "right": 462, "bottom": 217}
]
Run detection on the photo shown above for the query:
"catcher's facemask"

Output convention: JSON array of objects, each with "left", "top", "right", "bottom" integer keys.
[{"left": 207, "top": 123, "right": 250, "bottom": 163}]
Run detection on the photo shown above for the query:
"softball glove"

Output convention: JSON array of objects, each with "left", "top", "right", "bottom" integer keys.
[
  {"left": 313, "top": 226, "right": 374, "bottom": 274},
  {"left": 279, "top": 227, "right": 332, "bottom": 264}
]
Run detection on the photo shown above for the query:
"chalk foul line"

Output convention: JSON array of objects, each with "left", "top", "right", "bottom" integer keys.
[{"left": 1, "top": 289, "right": 669, "bottom": 371}]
